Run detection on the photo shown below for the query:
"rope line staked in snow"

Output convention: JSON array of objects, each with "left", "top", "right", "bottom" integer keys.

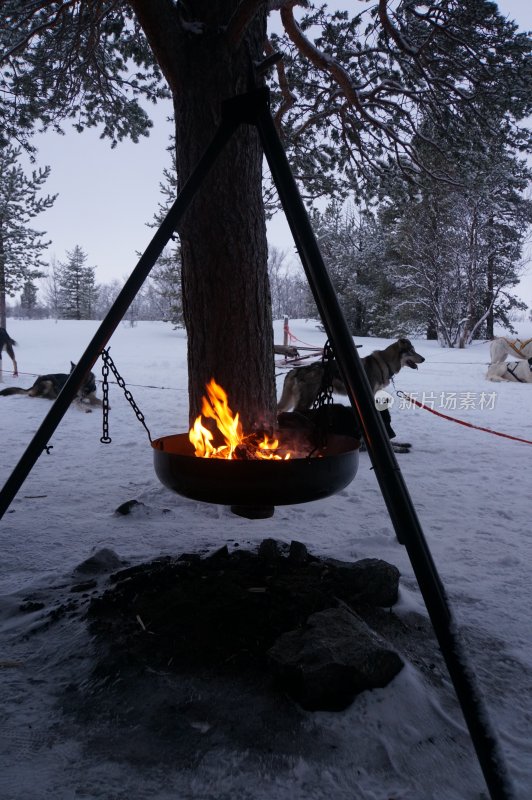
[
  {"left": 397, "top": 390, "right": 532, "bottom": 446},
  {"left": 3, "top": 372, "right": 179, "bottom": 392}
]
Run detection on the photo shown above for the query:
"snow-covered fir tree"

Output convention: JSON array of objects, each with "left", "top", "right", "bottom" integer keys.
[
  {"left": 19, "top": 279, "right": 38, "bottom": 318},
  {"left": 308, "top": 204, "right": 397, "bottom": 336},
  {"left": 140, "top": 143, "right": 184, "bottom": 328},
  {"left": 41, "top": 256, "right": 62, "bottom": 320},
  {"left": 267, "top": 246, "right": 316, "bottom": 320},
  {"left": 57, "top": 245, "right": 98, "bottom": 320},
  {"left": 149, "top": 256, "right": 183, "bottom": 327},
  {"left": 309, "top": 103, "right": 532, "bottom": 345},
  {"left": 0, "top": 145, "right": 56, "bottom": 327},
  {"left": 377, "top": 122, "right": 532, "bottom": 346}
]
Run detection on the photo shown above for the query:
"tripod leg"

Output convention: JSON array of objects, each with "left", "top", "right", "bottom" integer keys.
[
  {"left": 254, "top": 91, "right": 514, "bottom": 800},
  {"left": 0, "top": 117, "right": 238, "bottom": 521}
]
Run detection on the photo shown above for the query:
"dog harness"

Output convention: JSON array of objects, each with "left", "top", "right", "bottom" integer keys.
[
  {"left": 506, "top": 357, "right": 532, "bottom": 382},
  {"left": 504, "top": 337, "right": 532, "bottom": 357}
]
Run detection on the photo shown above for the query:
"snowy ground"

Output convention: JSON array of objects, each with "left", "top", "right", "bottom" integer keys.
[{"left": 0, "top": 318, "right": 531, "bottom": 800}]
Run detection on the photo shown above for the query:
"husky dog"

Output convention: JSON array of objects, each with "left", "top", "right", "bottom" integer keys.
[
  {"left": 277, "top": 338, "right": 425, "bottom": 454},
  {"left": 0, "top": 362, "right": 102, "bottom": 406},
  {"left": 277, "top": 338, "right": 425, "bottom": 413},
  {"left": 486, "top": 358, "right": 532, "bottom": 383},
  {"left": 0, "top": 327, "right": 18, "bottom": 376},
  {"left": 489, "top": 337, "right": 532, "bottom": 365}
]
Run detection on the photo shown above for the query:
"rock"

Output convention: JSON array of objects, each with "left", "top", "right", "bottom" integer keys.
[
  {"left": 114, "top": 499, "right": 145, "bottom": 516},
  {"left": 74, "top": 548, "right": 123, "bottom": 575},
  {"left": 70, "top": 580, "right": 98, "bottom": 593},
  {"left": 288, "top": 540, "right": 308, "bottom": 565},
  {"left": 268, "top": 606, "right": 404, "bottom": 711},
  {"left": 177, "top": 552, "right": 202, "bottom": 564},
  {"left": 258, "top": 538, "right": 282, "bottom": 561},
  {"left": 328, "top": 557, "right": 400, "bottom": 607},
  {"left": 204, "top": 545, "right": 229, "bottom": 562},
  {"left": 19, "top": 601, "right": 45, "bottom": 613}
]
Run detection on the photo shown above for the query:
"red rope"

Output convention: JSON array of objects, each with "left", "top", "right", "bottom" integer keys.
[
  {"left": 285, "top": 325, "right": 323, "bottom": 350},
  {"left": 398, "top": 391, "right": 532, "bottom": 446}
]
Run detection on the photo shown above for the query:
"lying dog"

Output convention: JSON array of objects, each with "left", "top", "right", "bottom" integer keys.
[
  {"left": 0, "top": 327, "right": 18, "bottom": 376},
  {"left": 277, "top": 338, "right": 425, "bottom": 454},
  {"left": 0, "top": 362, "right": 102, "bottom": 406},
  {"left": 486, "top": 358, "right": 532, "bottom": 383},
  {"left": 277, "top": 338, "right": 425, "bottom": 412},
  {"left": 489, "top": 336, "right": 532, "bottom": 364}
]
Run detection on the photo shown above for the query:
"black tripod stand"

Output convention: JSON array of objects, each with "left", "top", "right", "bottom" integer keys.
[{"left": 0, "top": 85, "right": 515, "bottom": 799}]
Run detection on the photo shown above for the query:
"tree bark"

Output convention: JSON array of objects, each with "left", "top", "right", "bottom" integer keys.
[
  {"left": 0, "top": 227, "right": 6, "bottom": 329},
  {"left": 129, "top": 1, "right": 275, "bottom": 431},
  {"left": 0, "top": 288, "right": 6, "bottom": 329},
  {"left": 486, "top": 215, "right": 495, "bottom": 339},
  {"left": 426, "top": 318, "right": 437, "bottom": 340}
]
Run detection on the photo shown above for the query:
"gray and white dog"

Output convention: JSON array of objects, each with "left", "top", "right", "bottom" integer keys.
[
  {"left": 277, "top": 338, "right": 425, "bottom": 413},
  {"left": 277, "top": 338, "right": 425, "bottom": 454}
]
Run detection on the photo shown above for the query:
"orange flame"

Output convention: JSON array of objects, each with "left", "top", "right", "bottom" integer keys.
[{"left": 189, "top": 379, "right": 290, "bottom": 460}]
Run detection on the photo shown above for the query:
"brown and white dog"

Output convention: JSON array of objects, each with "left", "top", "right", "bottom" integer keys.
[
  {"left": 277, "top": 337, "right": 425, "bottom": 413},
  {"left": 0, "top": 327, "right": 18, "bottom": 376}
]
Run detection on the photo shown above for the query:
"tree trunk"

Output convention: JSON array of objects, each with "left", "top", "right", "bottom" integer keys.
[
  {"left": 0, "top": 230, "right": 6, "bottom": 329},
  {"left": 129, "top": 1, "right": 275, "bottom": 431},
  {"left": 426, "top": 318, "right": 438, "bottom": 340},
  {"left": 486, "top": 215, "right": 495, "bottom": 339},
  {"left": 0, "top": 290, "right": 5, "bottom": 329}
]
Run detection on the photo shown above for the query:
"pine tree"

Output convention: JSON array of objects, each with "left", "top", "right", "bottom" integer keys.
[
  {"left": 42, "top": 255, "right": 61, "bottom": 320},
  {"left": 375, "top": 123, "right": 532, "bottom": 346},
  {"left": 0, "top": 144, "right": 56, "bottom": 327},
  {"left": 148, "top": 257, "right": 183, "bottom": 326},
  {"left": 308, "top": 204, "right": 397, "bottom": 336},
  {"left": 93, "top": 279, "right": 122, "bottom": 320},
  {"left": 268, "top": 246, "right": 315, "bottom": 319},
  {"left": 19, "top": 279, "right": 38, "bottom": 318},
  {"left": 57, "top": 245, "right": 98, "bottom": 320},
  {"left": 145, "top": 147, "right": 184, "bottom": 328}
]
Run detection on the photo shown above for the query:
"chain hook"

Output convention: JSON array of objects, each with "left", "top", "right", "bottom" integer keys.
[
  {"left": 312, "top": 340, "right": 335, "bottom": 411},
  {"left": 307, "top": 339, "right": 337, "bottom": 450},
  {"left": 100, "top": 351, "right": 112, "bottom": 443},
  {"left": 100, "top": 348, "right": 152, "bottom": 444}
]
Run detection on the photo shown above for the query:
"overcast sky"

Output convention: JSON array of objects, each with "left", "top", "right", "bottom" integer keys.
[{"left": 21, "top": 1, "right": 532, "bottom": 307}]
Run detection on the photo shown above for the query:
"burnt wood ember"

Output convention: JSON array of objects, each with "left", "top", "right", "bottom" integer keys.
[{"left": 87, "top": 540, "right": 403, "bottom": 710}]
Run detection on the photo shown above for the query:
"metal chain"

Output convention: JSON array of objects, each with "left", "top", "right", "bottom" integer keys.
[
  {"left": 100, "top": 348, "right": 153, "bottom": 444},
  {"left": 312, "top": 340, "right": 335, "bottom": 411},
  {"left": 100, "top": 356, "right": 112, "bottom": 444},
  {"left": 308, "top": 340, "right": 336, "bottom": 451}
]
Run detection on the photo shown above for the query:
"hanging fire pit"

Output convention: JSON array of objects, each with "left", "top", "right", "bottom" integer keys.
[
  {"left": 152, "top": 431, "right": 359, "bottom": 510},
  {"left": 152, "top": 379, "right": 359, "bottom": 518}
]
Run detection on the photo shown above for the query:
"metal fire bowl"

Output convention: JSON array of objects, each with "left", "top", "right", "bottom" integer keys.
[{"left": 152, "top": 433, "right": 359, "bottom": 508}]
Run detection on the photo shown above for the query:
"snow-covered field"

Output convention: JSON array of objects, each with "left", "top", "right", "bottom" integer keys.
[{"left": 0, "top": 317, "right": 531, "bottom": 800}]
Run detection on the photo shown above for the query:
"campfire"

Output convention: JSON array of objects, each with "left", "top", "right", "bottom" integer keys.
[
  {"left": 152, "top": 378, "right": 360, "bottom": 517},
  {"left": 189, "top": 379, "right": 291, "bottom": 461}
]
